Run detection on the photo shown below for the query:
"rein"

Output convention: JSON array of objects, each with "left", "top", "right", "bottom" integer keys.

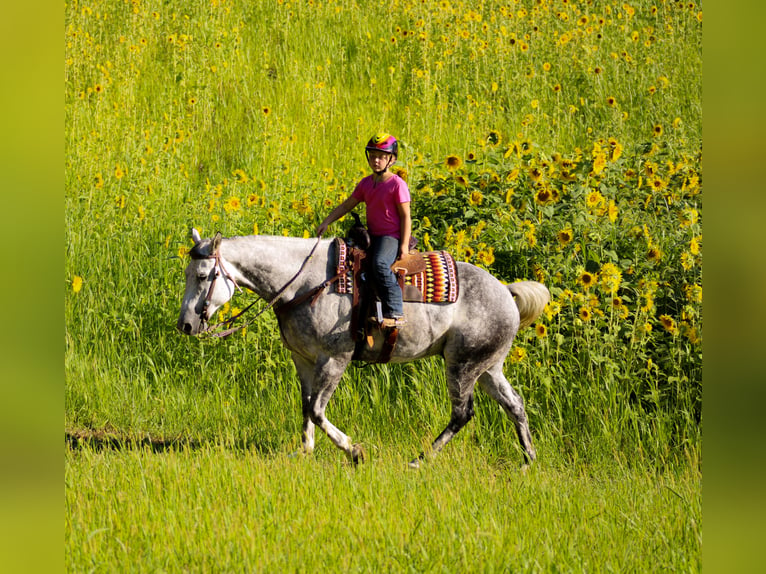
[{"left": 201, "top": 235, "right": 324, "bottom": 339}]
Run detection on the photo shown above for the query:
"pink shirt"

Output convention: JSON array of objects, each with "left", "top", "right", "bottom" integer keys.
[{"left": 351, "top": 174, "right": 411, "bottom": 238}]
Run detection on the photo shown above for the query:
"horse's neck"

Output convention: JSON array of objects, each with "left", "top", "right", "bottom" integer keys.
[{"left": 220, "top": 235, "right": 327, "bottom": 300}]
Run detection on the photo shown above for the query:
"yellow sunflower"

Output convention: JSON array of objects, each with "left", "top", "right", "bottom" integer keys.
[
  {"left": 468, "top": 190, "right": 483, "bottom": 205},
  {"left": 509, "top": 347, "right": 526, "bottom": 363},
  {"left": 599, "top": 262, "right": 622, "bottom": 294},
  {"left": 445, "top": 155, "right": 463, "bottom": 170},
  {"left": 659, "top": 314, "right": 678, "bottom": 334},
  {"left": 534, "top": 187, "right": 554, "bottom": 205},
  {"left": 585, "top": 190, "right": 605, "bottom": 212},
  {"left": 557, "top": 228, "right": 574, "bottom": 247},
  {"left": 577, "top": 269, "right": 597, "bottom": 290}
]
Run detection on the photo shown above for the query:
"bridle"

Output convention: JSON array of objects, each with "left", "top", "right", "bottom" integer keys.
[
  {"left": 198, "top": 249, "right": 242, "bottom": 326},
  {"left": 193, "top": 234, "right": 325, "bottom": 339}
]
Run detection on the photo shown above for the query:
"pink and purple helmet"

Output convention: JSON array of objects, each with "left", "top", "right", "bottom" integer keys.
[{"left": 365, "top": 133, "right": 398, "bottom": 158}]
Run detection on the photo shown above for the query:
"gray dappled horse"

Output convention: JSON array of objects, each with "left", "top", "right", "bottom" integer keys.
[{"left": 177, "top": 229, "right": 549, "bottom": 467}]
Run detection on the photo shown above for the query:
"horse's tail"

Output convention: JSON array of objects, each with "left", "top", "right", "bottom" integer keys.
[{"left": 507, "top": 281, "right": 550, "bottom": 330}]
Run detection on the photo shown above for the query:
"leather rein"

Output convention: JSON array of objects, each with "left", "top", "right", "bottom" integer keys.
[{"left": 198, "top": 235, "right": 326, "bottom": 339}]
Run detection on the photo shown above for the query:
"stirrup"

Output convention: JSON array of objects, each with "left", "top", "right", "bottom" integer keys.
[{"left": 380, "top": 316, "right": 406, "bottom": 328}]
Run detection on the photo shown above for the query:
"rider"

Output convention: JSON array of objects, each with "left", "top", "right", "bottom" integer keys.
[{"left": 317, "top": 133, "right": 412, "bottom": 328}]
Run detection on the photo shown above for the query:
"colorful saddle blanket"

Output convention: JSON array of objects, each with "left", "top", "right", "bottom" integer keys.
[{"left": 335, "top": 241, "right": 459, "bottom": 304}]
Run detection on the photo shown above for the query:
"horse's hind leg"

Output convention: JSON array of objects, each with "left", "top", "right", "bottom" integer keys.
[
  {"left": 409, "top": 363, "right": 479, "bottom": 468},
  {"left": 477, "top": 363, "right": 536, "bottom": 464}
]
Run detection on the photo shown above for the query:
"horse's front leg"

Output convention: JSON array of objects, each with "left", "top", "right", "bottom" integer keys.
[
  {"left": 291, "top": 353, "right": 317, "bottom": 455},
  {"left": 308, "top": 353, "right": 364, "bottom": 464}
]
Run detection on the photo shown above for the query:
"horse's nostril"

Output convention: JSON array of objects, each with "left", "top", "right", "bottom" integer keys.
[{"left": 177, "top": 321, "right": 193, "bottom": 334}]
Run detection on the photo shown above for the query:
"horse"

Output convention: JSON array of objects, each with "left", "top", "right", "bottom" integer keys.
[{"left": 177, "top": 229, "right": 550, "bottom": 468}]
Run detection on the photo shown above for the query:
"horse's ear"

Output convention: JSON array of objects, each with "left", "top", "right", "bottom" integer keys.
[
  {"left": 212, "top": 231, "right": 223, "bottom": 253},
  {"left": 191, "top": 228, "right": 202, "bottom": 244}
]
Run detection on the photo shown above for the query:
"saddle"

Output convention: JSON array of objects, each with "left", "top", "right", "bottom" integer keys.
[{"left": 334, "top": 236, "right": 459, "bottom": 363}]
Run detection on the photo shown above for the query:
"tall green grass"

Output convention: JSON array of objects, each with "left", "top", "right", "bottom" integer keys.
[
  {"left": 65, "top": 0, "right": 701, "bottom": 570},
  {"left": 66, "top": 443, "right": 700, "bottom": 573}
]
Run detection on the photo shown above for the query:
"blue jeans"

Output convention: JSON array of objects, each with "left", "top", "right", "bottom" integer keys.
[{"left": 370, "top": 235, "right": 403, "bottom": 317}]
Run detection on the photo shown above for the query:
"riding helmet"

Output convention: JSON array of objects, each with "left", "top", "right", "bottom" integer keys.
[{"left": 365, "top": 133, "right": 398, "bottom": 158}]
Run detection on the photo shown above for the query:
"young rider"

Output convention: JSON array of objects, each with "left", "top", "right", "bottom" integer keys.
[{"left": 317, "top": 133, "right": 411, "bottom": 327}]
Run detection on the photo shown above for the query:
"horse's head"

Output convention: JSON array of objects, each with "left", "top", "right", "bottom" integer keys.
[{"left": 176, "top": 229, "right": 238, "bottom": 336}]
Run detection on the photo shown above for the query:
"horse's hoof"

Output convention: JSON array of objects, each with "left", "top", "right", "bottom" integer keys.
[
  {"left": 408, "top": 458, "right": 421, "bottom": 469},
  {"left": 351, "top": 443, "right": 365, "bottom": 465}
]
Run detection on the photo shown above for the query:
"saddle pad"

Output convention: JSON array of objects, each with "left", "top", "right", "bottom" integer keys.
[{"left": 335, "top": 242, "right": 459, "bottom": 304}]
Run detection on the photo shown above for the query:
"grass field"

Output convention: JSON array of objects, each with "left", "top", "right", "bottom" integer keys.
[{"left": 65, "top": 0, "right": 702, "bottom": 570}]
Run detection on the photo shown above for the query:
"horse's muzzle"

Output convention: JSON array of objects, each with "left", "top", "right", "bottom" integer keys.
[{"left": 177, "top": 320, "right": 194, "bottom": 335}]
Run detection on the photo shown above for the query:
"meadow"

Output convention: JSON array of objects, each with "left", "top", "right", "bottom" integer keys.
[{"left": 65, "top": 0, "right": 702, "bottom": 571}]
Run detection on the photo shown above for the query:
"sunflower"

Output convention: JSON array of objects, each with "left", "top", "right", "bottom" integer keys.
[
  {"left": 685, "top": 284, "right": 702, "bottom": 304},
  {"left": 557, "top": 227, "right": 574, "bottom": 247},
  {"left": 577, "top": 269, "right": 597, "bottom": 290},
  {"left": 680, "top": 252, "right": 695, "bottom": 271},
  {"left": 534, "top": 187, "right": 554, "bottom": 205},
  {"left": 585, "top": 190, "right": 605, "bottom": 212},
  {"left": 606, "top": 96, "right": 617, "bottom": 107},
  {"left": 233, "top": 169, "right": 249, "bottom": 184},
  {"left": 509, "top": 347, "right": 526, "bottom": 363},
  {"left": 445, "top": 155, "right": 463, "bottom": 170},
  {"left": 578, "top": 306, "right": 592, "bottom": 322},
  {"left": 477, "top": 248, "right": 495, "bottom": 266},
  {"left": 690, "top": 236, "right": 701, "bottom": 255},
  {"left": 535, "top": 323, "right": 547, "bottom": 338},
  {"left": 592, "top": 152, "right": 606, "bottom": 176},
  {"left": 72, "top": 275, "right": 83, "bottom": 294},
  {"left": 544, "top": 300, "right": 561, "bottom": 320},
  {"left": 647, "top": 246, "right": 663, "bottom": 263},
  {"left": 468, "top": 190, "right": 483, "bottom": 205},
  {"left": 528, "top": 166, "right": 544, "bottom": 182},
  {"left": 611, "top": 142, "right": 623, "bottom": 161},
  {"left": 650, "top": 176, "right": 667, "bottom": 192},
  {"left": 223, "top": 196, "right": 242, "bottom": 213},
  {"left": 653, "top": 123, "right": 663, "bottom": 137},
  {"left": 486, "top": 130, "right": 502, "bottom": 146},
  {"left": 659, "top": 314, "right": 678, "bottom": 334},
  {"left": 607, "top": 200, "right": 619, "bottom": 223},
  {"left": 599, "top": 262, "right": 622, "bottom": 294},
  {"left": 392, "top": 166, "right": 408, "bottom": 181}
]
